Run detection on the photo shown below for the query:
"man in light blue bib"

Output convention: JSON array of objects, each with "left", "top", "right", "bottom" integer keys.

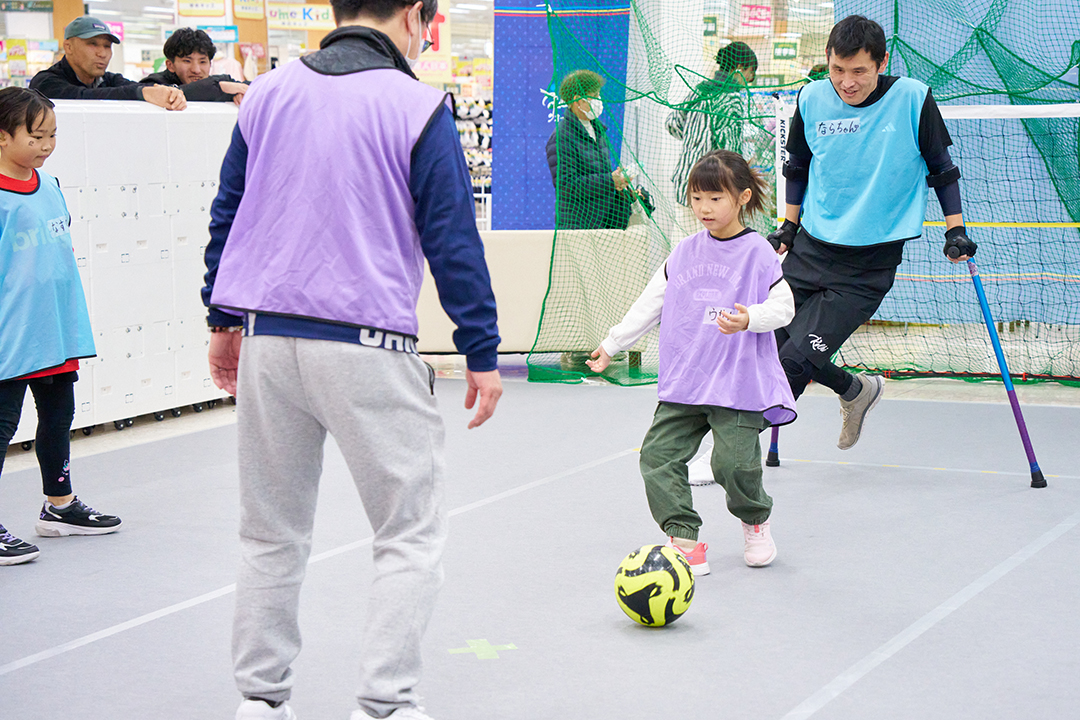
[{"left": 767, "top": 15, "right": 976, "bottom": 449}]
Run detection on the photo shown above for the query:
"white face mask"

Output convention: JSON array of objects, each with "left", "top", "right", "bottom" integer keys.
[{"left": 583, "top": 98, "right": 603, "bottom": 120}]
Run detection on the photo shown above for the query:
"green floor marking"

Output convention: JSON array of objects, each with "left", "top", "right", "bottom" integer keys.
[{"left": 448, "top": 639, "right": 518, "bottom": 660}]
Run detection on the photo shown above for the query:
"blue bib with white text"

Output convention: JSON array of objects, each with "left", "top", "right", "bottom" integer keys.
[
  {"left": 0, "top": 171, "right": 95, "bottom": 381},
  {"left": 799, "top": 77, "right": 930, "bottom": 246}
]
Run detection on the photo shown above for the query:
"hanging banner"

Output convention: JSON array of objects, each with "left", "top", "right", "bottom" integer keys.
[
  {"left": 106, "top": 22, "right": 125, "bottom": 42},
  {"left": 179, "top": 0, "right": 226, "bottom": 17},
  {"left": 6, "top": 38, "right": 27, "bottom": 77},
  {"left": 266, "top": 3, "right": 335, "bottom": 30},
  {"left": 198, "top": 25, "right": 239, "bottom": 43},
  {"left": 0, "top": 0, "right": 52, "bottom": 10},
  {"left": 739, "top": 4, "right": 771, "bottom": 34},
  {"left": 773, "top": 39, "right": 798, "bottom": 60},
  {"left": 233, "top": 0, "right": 264, "bottom": 20}
]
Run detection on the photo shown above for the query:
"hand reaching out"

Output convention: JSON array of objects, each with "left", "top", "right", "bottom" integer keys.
[{"left": 586, "top": 346, "right": 611, "bottom": 373}]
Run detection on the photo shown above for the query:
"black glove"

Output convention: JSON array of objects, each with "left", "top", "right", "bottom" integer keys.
[
  {"left": 767, "top": 219, "right": 799, "bottom": 252},
  {"left": 943, "top": 225, "right": 977, "bottom": 259}
]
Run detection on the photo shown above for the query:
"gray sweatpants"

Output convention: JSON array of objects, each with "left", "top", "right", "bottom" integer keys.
[{"left": 232, "top": 335, "right": 447, "bottom": 719}]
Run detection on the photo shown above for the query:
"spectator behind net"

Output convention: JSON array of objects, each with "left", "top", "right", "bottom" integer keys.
[
  {"left": 545, "top": 69, "right": 636, "bottom": 230},
  {"left": 141, "top": 28, "right": 249, "bottom": 105},
  {"left": 29, "top": 15, "right": 186, "bottom": 111},
  {"left": 667, "top": 41, "right": 758, "bottom": 208}
]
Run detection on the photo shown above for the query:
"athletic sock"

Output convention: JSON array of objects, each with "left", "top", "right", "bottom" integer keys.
[
  {"left": 671, "top": 536, "right": 698, "bottom": 551},
  {"left": 840, "top": 374, "right": 862, "bottom": 401},
  {"left": 49, "top": 500, "right": 73, "bottom": 511}
]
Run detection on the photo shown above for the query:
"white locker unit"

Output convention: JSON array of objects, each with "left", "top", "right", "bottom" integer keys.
[{"left": 9, "top": 102, "right": 235, "bottom": 446}]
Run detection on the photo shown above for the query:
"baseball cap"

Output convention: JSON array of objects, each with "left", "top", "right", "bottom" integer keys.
[{"left": 64, "top": 16, "right": 121, "bottom": 44}]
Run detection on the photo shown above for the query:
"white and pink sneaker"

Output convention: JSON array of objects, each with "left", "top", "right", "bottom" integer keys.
[
  {"left": 667, "top": 537, "right": 710, "bottom": 576},
  {"left": 742, "top": 521, "right": 777, "bottom": 567}
]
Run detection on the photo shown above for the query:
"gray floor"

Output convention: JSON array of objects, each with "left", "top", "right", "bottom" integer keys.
[{"left": 1, "top": 374, "right": 1078, "bottom": 720}]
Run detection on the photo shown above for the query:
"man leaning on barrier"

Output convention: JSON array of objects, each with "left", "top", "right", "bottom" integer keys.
[{"left": 30, "top": 16, "right": 186, "bottom": 112}]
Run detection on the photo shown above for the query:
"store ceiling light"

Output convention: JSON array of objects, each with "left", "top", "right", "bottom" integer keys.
[
  {"left": 456, "top": 3, "right": 490, "bottom": 8},
  {"left": 790, "top": 7, "right": 819, "bottom": 14},
  {"left": 143, "top": 6, "right": 176, "bottom": 12},
  {"left": 448, "top": 7, "right": 469, "bottom": 13}
]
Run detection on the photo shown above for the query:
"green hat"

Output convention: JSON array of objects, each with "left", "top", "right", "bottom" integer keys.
[{"left": 64, "top": 16, "right": 121, "bottom": 44}]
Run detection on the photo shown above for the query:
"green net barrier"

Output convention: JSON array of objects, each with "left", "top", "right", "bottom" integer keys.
[{"left": 527, "top": 0, "right": 1080, "bottom": 385}]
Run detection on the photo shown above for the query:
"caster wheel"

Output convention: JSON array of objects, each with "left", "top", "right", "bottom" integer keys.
[
  {"left": 82, "top": 426, "right": 94, "bottom": 436},
  {"left": 114, "top": 420, "right": 126, "bottom": 431},
  {"left": 193, "top": 403, "right": 204, "bottom": 413},
  {"left": 229, "top": 396, "right": 237, "bottom": 405},
  {"left": 125, "top": 418, "right": 134, "bottom": 427},
  {"left": 207, "top": 399, "right": 218, "bottom": 409},
  {"left": 21, "top": 441, "right": 33, "bottom": 451},
  {"left": 171, "top": 408, "right": 182, "bottom": 418},
  {"left": 154, "top": 412, "right": 166, "bottom": 422}
]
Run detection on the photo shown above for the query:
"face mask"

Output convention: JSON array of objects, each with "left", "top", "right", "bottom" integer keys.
[{"left": 583, "top": 98, "right": 603, "bottom": 120}]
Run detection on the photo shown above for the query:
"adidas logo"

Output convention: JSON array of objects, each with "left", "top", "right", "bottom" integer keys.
[{"left": 882, "top": 123, "right": 896, "bottom": 133}]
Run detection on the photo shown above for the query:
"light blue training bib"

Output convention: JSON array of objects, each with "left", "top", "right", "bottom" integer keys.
[
  {"left": 0, "top": 171, "right": 95, "bottom": 381},
  {"left": 799, "top": 77, "right": 930, "bottom": 246}
]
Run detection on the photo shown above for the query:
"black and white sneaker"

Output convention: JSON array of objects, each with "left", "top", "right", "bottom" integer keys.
[
  {"left": 35, "top": 497, "right": 122, "bottom": 537},
  {"left": 1, "top": 524, "right": 41, "bottom": 565}
]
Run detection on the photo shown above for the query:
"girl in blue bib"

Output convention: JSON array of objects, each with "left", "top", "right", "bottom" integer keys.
[{"left": 0, "top": 88, "right": 121, "bottom": 567}]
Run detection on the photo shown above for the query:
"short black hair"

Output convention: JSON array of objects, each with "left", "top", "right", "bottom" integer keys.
[
  {"left": 0, "top": 87, "right": 54, "bottom": 138},
  {"left": 330, "top": 0, "right": 438, "bottom": 25},
  {"left": 163, "top": 27, "right": 217, "bottom": 62},
  {"left": 686, "top": 150, "right": 767, "bottom": 222},
  {"left": 827, "top": 15, "right": 887, "bottom": 65},
  {"left": 716, "top": 42, "right": 757, "bottom": 74}
]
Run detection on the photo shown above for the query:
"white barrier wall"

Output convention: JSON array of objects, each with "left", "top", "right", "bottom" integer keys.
[
  {"left": 10, "top": 101, "right": 237, "bottom": 444},
  {"left": 9, "top": 101, "right": 558, "bottom": 446}
]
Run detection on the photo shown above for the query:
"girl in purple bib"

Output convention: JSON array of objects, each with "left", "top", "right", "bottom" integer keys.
[{"left": 588, "top": 150, "right": 796, "bottom": 574}]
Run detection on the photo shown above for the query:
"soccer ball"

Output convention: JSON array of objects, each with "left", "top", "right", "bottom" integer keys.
[{"left": 614, "top": 544, "right": 695, "bottom": 627}]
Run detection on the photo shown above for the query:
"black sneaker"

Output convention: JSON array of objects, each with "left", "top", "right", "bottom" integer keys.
[
  {"left": 35, "top": 497, "right": 122, "bottom": 537},
  {"left": 1, "top": 524, "right": 41, "bottom": 565}
]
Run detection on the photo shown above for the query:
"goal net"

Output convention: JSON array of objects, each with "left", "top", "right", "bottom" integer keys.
[{"left": 527, "top": 0, "right": 1080, "bottom": 385}]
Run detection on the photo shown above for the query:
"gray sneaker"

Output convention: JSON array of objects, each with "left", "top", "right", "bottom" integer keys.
[{"left": 837, "top": 375, "right": 885, "bottom": 450}]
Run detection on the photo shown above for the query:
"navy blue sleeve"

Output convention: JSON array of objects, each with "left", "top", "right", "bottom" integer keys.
[
  {"left": 202, "top": 123, "right": 247, "bottom": 327},
  {"left": 783, "top": 89, "right": 811, "bottom": 205},
  {"left": 411, "top": 103, "right": 500, "bottom": 372}
]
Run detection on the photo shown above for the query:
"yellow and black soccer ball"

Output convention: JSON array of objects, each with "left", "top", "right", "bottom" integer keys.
[{"left": 614, "top": 544, "right": 695, "bottom": 627}]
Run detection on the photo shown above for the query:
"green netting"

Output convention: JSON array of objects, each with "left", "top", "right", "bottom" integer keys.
[{"left": 527, "top": 0, "right": 1080, "bottom": 386}]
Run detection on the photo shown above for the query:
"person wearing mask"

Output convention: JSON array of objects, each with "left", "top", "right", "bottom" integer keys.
[
  {"left": 141, "top": 28, "right": 249, "bottom": 105},
  {"left": 545, "top": 69, "right": 635, "bottom": 230},
  {"left": 201, "top": 1, "right": 502, "bottom": 718},
  {"left": 667, "top": 42, "right": 758, "bottom": 230},
  {"left": 30, "top": 16, "right": 185, "bottom": 111}
]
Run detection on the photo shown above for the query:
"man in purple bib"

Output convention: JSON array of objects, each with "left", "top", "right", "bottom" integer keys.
[{"left": 201, "top": 2, "right": 502, "bottom": 719}]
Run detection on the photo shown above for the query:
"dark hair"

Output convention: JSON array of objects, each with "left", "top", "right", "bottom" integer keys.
[
  {"left": 686, "top": 150, "right": 766, "bottom": 222},
  {"left": 559, "top": 69, "right": 604, "bottom": 104},
  {"left": 331, "top": 0, "right": 438, "bottom": 25},
  {"left": 163, "top": 27, "right": 217, "bottom": 61},
  {"left": 716, "top": 41, "right": 757, "bottom": 75},
  {"left": 826, "top": 15, "right": 887, "bottom": 65},
  {"left": 0, "top": 87, "right": 54, "bottom": 138}
]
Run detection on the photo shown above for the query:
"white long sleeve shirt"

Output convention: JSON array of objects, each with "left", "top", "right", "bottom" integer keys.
[{"left": 600, "top": 262, "right": 795, "bottom": 357}]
